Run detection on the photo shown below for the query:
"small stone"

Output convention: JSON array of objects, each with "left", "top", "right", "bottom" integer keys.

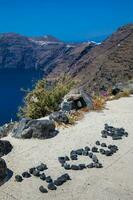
[
  {"left": 29, "top": 167, "right": 36, "bottom": 174},
  {"left": 75, "top": 149, "right": 84, "bottom": 155},
  {"left": 82, "top": 150, "right": 89, "bottom": 156},
  {"left": 39, "top": 185, "right": 48, "bottom": 193},
  {"left": 88, "top": 152, "right": 93, "bottom": 158},
  {"left": 62, "top": 173, "right": 71, "bottom": 180},
  {"left": 15, "top": 175, "right": 23, "bottom": 182},
  {"left": 92, "top": 147, "right": 98, "bottom": 153},
  {"left": 32, "top": 170, "right": 40, "bottom": 177},
  {"left": 36, "top": 163, "right": 48, "bottom": 171},
  {"left": 40, "top": 173, "right": 46, "bottom": 181},
  {"left": 112, "top": 136, "right": 122, "bottom": 140},
  {"left": 79, "top": 164, "right": 86, "bottom": 170},
  {"left": 70, "top": 150, "right": 77, "bottom": 156},
  {"left": 92, "top": 155, "right": 99, "bottom": 163},
  {"left": 99, "top": 148, "right": 106, "bottom": 155},
  {"left": 101, "top": 143, "right": 107, "bottom": 147},
  {"left": 95, "top": 141, "right": 100, "bottom": 145},
  {"left": 48, "top": 183, "right": 57, "bottom": 190},
  {"left": 22, "top": 171, "right": 31, "bottom": 178},
  {"left": 124, "top": 132, "right": 128, "bottom": 137},
  {"left": 84, "top": 146, "right": 90, "bottom": 151},
  {"left": 64, "top": 156, "right": 70, "bottom": 161},
  {"left": 70, "top": 154, "right": 78, "bottom": 160},
  {"left": 71, "top": 165, "right": 80, "bottom": 170},
  {"left": 58, "top": 157, "right": 66, "bottom": 164},
  {"left": 105, "top": 150, "right": 113, "bottom": 156},
  {"left": 46, "top": 176, "right": 53, "bottom": 183},
  {"left": 94, "top": 163, "right": 103, "bottom": 168},
  {"left": 87, "top": 163, "right": 94, "bottom": 168},
  {"left": 63, "top": 163, "right": 71, "bottom": 170},
  {"left": 54, "top": 179, "right": 63, "bottom": 186}
]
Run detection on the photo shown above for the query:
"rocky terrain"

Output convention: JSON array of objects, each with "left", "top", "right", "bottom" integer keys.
[{"left": 0, "top": 24, "right": 133, "bottom": 93}]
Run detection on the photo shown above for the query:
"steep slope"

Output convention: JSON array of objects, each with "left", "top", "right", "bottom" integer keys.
[
  {"left": 47, "top": 24, "right": 133, "bottom": 93},
  {"left": 0, "top": 33, "right": 96, "bottom": 71},
  {"left": 0, "top": 24, "right": 132, "bottom": 93},
  {"left": 0, "top": 33, "right": 37, "bottom": 69}
]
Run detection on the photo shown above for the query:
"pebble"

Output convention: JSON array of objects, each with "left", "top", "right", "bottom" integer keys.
[
  {"left": 48, "top": 183, "right": 57, "bottom": 190},
  {"left": 75, "top": 149, "right": 84, "bottom": 155},
  {"left": 101, "top": 143, "right": 107, "bottom": 147},
  {"left": 71, "top": 165, "right": 80, "bottom": 170},
  {"left": 22, "top": 171, "right": 31, "bottom": 178},
  {"left": 95, "top": 141, "right": 100, "bottom": 145},
  {"left": 82, "top": 150, "right": 89, "bottom": 156},
  {"left": 40, "top": 173, "right": 46, "bottom": 181},
  {"left": 92, "top": 146, "right": 98, "bottom": 153},
  {"left": 63, "top": 163, "right": 71, "bottom": 170},
  {"left": 29, "top": 167, "right": 36, "bottom": 174},
  {"left": 39, "top": 186, "right": 48, "bottom": 193},
  {"left": 32, "top": 170, "right": 40, "bottom": 177},
  {"left": 15, "top": 175, "right": 23, "bottom": 182},
  {"left": 87, "top": 163, "right": 94, "bottom": 168},
  {"left": 88, "top": 152, "right": 93, "bottom": 158},
  {"left": 46, "top": 176, "right": 53, "bottom": 183},
  {"left": 99, "top": 148, "right": 106, "bottom": 155},
  {"left": 70, "top": 154, "right": 78, "bottom": 160},
  {"left": 84, "top": 146, "right": 90, "bottom": 151},
  {"left": 36, "top": 163, "right": 48, "bottom": 171}
]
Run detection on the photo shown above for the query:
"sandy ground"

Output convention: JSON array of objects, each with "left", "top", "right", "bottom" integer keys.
[{"left": 0, "top": 96, "right": 133, "bottom": 200}]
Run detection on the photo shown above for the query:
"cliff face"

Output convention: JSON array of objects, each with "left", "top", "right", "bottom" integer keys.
[
  {"left": 0, "top": 33, "right": 37, "bottom": 69},
  {"left": 0, "top": 24, "right": 133, "bottom": 92},
  {"left": 0, "top": 33, "right": 96, "bottom": 71},
  {"left": 47, "top": 24, "right": 133, "bottom": 92}
]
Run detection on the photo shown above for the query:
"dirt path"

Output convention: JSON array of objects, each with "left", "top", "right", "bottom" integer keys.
[{"left": 1, "top": 96, "right": 133, "bottom": 200}]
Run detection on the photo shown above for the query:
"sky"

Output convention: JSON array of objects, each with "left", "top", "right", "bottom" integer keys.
[{"left": 0, "top": 0, "right": 133, "bottom": 42}]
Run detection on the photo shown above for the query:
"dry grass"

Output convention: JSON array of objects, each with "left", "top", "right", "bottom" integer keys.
[
  {"left": 110, "top": 89, "right": 130, "bottom": 100},
  {"left": 92, "top": 96, "right": 106, "bottom": 111}
]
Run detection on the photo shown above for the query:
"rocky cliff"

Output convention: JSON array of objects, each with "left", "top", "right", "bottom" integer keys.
[{"left": 0, "top": 24, "right": 133, "bottom": 92}]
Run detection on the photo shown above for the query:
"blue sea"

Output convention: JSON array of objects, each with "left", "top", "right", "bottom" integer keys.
[{"left": 0, "top": 68, "right": 43, "bottom": 125}]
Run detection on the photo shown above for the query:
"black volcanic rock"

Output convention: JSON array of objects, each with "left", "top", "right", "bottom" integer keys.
[
  {"left": 0, "top": 158, "right": 7, "bottom": 181},
  {"left": 0, "top": 140, "right": 13, "bottom": 157}
]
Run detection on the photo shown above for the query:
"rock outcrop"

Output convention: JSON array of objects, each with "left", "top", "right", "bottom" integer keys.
[
  {"left": 49, "top": 111, "right": 69, "bottom": 124},
  {"left": 61, "top": 89, "right": 93, "bottom": 111},
  {"left": 0, "top": 140, "right": 13, "bottom": 157},
  {"left": 12, "top": 118, "right": 57, "bottom": 139},
  {"left": 0, "top": 158, "right": 7, "bottom": 181}
]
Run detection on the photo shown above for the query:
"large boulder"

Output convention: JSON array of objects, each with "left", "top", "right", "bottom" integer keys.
[
  {"left": 0, "top": 158, "right": 7, "bottom": 181},
  {"left": 12, "top": 118, "right": 57, "bottom": 139},
  {"left": 0, "top": 140, "right": 13, "bottom": 157},
  {"left": 49, "top": 111, "right": 69, "bottom": 124},
  {"left": 61, "top": 89, "right": 93, "bottom": 111}
]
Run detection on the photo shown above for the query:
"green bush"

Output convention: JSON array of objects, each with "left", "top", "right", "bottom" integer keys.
[{"left": 18, "top": 77, "right": 74, "bottom": 119}]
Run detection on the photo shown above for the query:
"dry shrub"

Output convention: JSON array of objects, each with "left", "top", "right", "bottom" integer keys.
[
  {"left": 68, "top": 111, "right": 84, "bottom": 125},
  {"left": 92, "top": 96, "right": 106, "bottom": 110},
  {"left": 112, "top": 89, "right": 130, "bottom": 100},
  {"left": 18, "top": 77, "right": 74, "bottom": 119}
]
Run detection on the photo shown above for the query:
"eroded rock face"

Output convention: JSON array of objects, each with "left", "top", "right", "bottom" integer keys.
[
  {"left": 0, "top": 140, "right": 13, "bottom": 157},
  {"left": 0, "top": 158, "right": 7, "bottom": 181},
  {"left": 12, "top": 118, "right": 57, "bottom": 139}
]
